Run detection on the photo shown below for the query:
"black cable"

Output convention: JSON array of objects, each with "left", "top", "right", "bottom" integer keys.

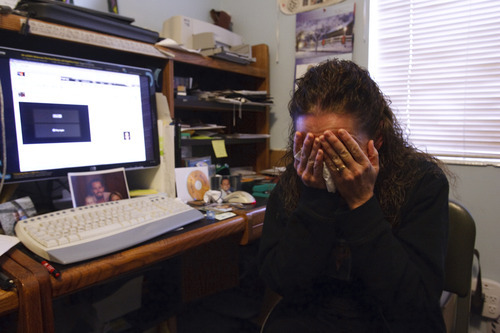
[
  {"left": 20, "top": 12, "right": 31, "bottom": 35},
  {"left": 471, "top": 249, "right": 485, "bottom": 315},
  {"left": 0, "top": 71, "right": 7, "bottom": 195}
]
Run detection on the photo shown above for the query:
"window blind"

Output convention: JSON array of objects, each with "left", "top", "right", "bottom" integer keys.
[{"left": 368, "top": 0, "right": 500, "bottom": 166}]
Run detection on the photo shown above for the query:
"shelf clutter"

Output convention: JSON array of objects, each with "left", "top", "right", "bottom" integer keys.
[
  {"left": 200, "top": 44, "right": 256, "bottom": 64},
  {"left": 168, "top": 45, "right": 271, "bottom": 173},
  {"left": 196, "top": 90, "right": 273, "bottom": 106},
  {"left": 160, "top": 15, "right": 256, "bottom": 64},
  {"left": 177, "top": 90, "right": 272, "bottom": 141}
]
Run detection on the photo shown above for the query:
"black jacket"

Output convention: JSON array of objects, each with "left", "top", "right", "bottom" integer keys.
[{"left": 258, "top": 161, "right": 449, "bottom": 332}]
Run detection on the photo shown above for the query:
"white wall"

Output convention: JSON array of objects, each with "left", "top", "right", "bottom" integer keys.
[
  {"left": 74, "top": 0, "right": 221, "bottom": 32},
  {"left": 221, "top": 0, "right": 368, "bottom": 152},
  {"left": 78, "top": 0, "right": 500, "bottom": 284},
  {"left": 448, "top": 165, "right": 500, "bottom": 280},
  {"left": 116, "top": 0, "right": 221, "bottom": 33}
]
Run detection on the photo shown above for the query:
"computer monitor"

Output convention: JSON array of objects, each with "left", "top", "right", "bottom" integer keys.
[{"left": 0, "top": 46, "right": 160, "bottom": 183}]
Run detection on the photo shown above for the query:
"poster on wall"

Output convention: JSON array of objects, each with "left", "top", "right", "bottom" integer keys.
[{"left": 295, "top": 2, "right": 355, "bottom": 81}]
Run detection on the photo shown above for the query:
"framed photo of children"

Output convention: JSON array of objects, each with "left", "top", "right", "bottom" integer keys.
[{"left": 68, "top": 168, "right": 130, "bottom": 207}]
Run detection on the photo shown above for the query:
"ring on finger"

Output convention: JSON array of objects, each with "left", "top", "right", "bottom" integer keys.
[
  {"left": 336, "top": 165, "right": 346, "bottom": 172},
  {"left": 294, "top": 149, "right": 302, "bottom": 161}
]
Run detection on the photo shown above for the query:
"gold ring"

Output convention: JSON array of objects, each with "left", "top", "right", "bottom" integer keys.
[{"left": 336, "top": 165, "right": 346, "bottom": 172}]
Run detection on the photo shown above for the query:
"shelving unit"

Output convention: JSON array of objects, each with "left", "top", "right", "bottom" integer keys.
[
  {"left": 0, "top": 13, "right": 271, "bottom": 173},
  {"left": 158, "top": 44, "right": 271, "bottom": 172}
]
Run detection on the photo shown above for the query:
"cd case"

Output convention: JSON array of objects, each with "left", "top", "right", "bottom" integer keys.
[{"left": 175, "top": 166, "right": 210, "bottom": 202}]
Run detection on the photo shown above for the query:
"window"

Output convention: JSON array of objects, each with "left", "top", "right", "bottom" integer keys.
[{"left": 369, "top": 0, "right": 500, "bottom": 166}]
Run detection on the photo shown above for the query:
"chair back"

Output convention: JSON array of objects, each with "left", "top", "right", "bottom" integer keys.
[
  {"left": 444, "top": 200, "right": 476, "bottom": 297},
  {"left": 443, "top": 200, "right": 476, "bottom": 333}
]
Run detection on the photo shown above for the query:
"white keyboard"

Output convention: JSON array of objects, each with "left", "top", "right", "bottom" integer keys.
[{"left": 15, "top": 195, "right": 204, "bottom": 265}]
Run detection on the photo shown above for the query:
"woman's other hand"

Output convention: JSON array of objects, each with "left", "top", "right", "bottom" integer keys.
[
  {"left": 320, "top": 129, "right": 379, "bottom": 209},
  {"left": 293, "top": 131, "right": 327, "bottom": 189}
]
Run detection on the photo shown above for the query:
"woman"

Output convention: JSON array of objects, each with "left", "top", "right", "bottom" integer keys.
[{"left": 258, "top": 59, "right": 449, "bottom": 332}]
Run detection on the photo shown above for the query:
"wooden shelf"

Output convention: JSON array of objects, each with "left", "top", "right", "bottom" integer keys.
[
  {"left": 156, "top": 46, "right": 267, "bottom": 79},
  {"left": 175, "top": 97, "right": 268, "bottom": 112},
  {"left": 0, "top": 13, "right": 166, "bottom": 59},
  {"left": 181, "top": 137, "right": 268, "bottom": 146}
]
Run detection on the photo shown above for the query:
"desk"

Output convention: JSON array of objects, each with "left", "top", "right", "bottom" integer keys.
[
  {"left": 237, "top": 204, "right": 266, "bottom": 246},
  {"left": 5, "top": 214, "right": 247, "bottom": 332},
  {"left": 0, "top": 203, "right": 268, "bottom": 332},
  {"left": 0, "top": 250, "right": 45, "bottom": 333},
  {"left": 0, "top": 288, "right": 18, "bottom": 317},
  {"left": 0, "top": 256, "right": 20, "bottom": 332},
  {"left": 0, "top": 10, "right": 269, "bottom": 332}
]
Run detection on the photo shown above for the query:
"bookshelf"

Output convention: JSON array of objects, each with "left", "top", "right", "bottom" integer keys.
[
  {"left": 158, "top": 44, "right": 271, "bottom": 172},
  {"left": 0, "top": 13, "right": 271, "bottom": 173}
]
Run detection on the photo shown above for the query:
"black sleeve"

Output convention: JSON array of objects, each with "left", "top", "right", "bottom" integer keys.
[
  {"left": 258, "top": 170, "right": 449, "bottom": 314},
  {"left": 335, "top": 171, "right": 449, "bottom": 314},
  {"left": 258, "top": 181, "right": 342, "bottom": 301}
]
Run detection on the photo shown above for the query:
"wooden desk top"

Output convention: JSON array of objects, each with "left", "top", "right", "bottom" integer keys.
[
  {"left": 3, "top": 204, "right": 264, "bottom": 332},
  {"left": 0, "top": 290, "right": 17, "bottom": 315},
  {"left": 11, "top": 215, "right": 246, "bottom": 298},
  {"left": 5, "top": 214, "right": 247, "bottom": 332},
  {"left": 0, "top": 281, "right": 18, "bottom": 317},
  {"left": 233, "top": 199, "right": 267, "bottom": 245}
]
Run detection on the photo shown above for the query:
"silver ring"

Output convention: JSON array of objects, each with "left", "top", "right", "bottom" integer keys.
[
  {"left": 336, "top": 165, "right": 346, "bottom": 172},
  {"left": 294, "top": 149, "right": 302, "bottom": 161}
]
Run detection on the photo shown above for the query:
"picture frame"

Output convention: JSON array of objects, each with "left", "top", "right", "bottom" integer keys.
[{"left": 68, "top": 168, "right": 130, "bottom": 207}]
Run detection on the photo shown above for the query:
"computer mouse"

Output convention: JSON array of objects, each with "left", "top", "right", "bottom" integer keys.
[{"left": 223, "top": 191, "right": 256, "bottom": 204}]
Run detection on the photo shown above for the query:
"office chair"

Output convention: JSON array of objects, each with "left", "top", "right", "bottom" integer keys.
[
  {"left": 259, "top": 200, "right": 477, "bottom": 333},
  {"left": 443, "top": 200, "right": 477, "bottom": 333}
]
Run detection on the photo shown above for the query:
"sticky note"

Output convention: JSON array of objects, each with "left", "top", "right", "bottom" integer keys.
[{"left": 212, "top": 140, "right": 228, "bottom": 158}]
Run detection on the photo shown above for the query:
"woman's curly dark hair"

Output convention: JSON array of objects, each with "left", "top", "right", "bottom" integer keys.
[{"left": 278, "top": 59, "right": 446, "bottom": 227}]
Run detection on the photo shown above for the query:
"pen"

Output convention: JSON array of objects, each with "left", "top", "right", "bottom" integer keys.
[
  {"left": 0, "top": 271, "right": 15, "bottom": 291},
  {"left": 41, "top": 260, "right": 61, "bottom": 278}
]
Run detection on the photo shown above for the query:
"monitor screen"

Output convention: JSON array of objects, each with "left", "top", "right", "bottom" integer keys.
[{"left": 0, "top": 46, "right": 160, "bottom": 183}]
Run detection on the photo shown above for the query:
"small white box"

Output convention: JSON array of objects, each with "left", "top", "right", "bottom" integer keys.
[{"left": 161, "top": 15, "right": 243, "bottom": 49}]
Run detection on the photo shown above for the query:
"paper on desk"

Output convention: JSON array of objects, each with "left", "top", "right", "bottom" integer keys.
[
  {"left": 0, "top": 196, "right": 37, "bottom": 236},
  {"left": 127, "top": 93, "right": 176, "bottom": 198},
  {"left": 0, "top": 235, "right": 19, "bottom": 257},
  {"left": 0, "top": 0, "right": 18, "bottom": 9},
  {"left": 155, "top": 38, "right": 200, "bottom": 54}
]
